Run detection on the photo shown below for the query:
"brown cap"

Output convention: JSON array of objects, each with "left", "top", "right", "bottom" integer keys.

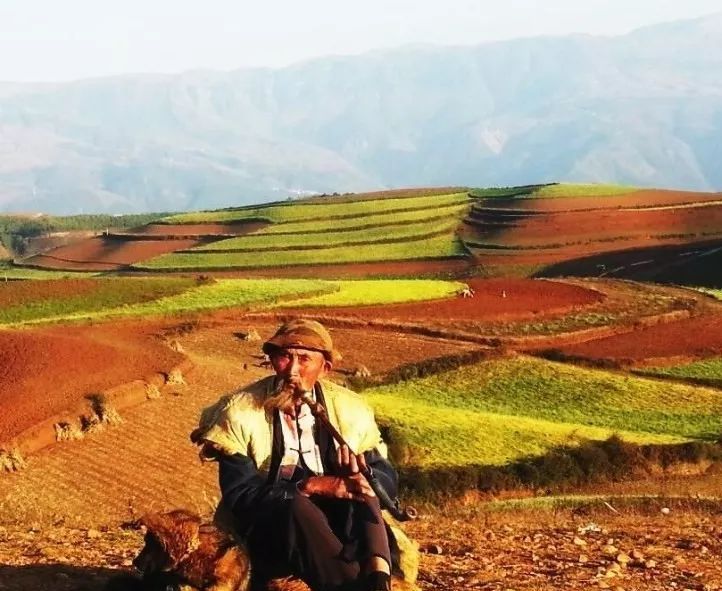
[{"left": 262, "top": 319, "right": 339, "bottom": 363}]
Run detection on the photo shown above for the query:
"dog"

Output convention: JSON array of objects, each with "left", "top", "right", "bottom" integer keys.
[{"left": 132, "top": 509, "right": 251, "bottom": 591}]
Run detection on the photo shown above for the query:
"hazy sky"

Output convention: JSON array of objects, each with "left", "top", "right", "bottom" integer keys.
[{"left": 1, "top": 0, "right": 720, "bottom": 82}]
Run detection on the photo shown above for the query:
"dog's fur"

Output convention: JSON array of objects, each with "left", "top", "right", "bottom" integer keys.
[{"left": 133, "top": 510, "right": 251, "bottom": 591}]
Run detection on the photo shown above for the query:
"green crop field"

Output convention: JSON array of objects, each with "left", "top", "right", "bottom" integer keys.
[
  {"left": 470, "top": 183, "right": 638, "bottom": 200},
  {"left": 277, "top": 279, "right": 464, "bottom": 308},
  {"left": 258, "top": 203, "right": 468, "bottom": 235},
  {"left": 192, "top": 218, "right": 459, "bottom": 252},
  {"left": 0, "top": 277, "right": 196, "bottom": 325},
  {"left": 5, "top": 278, "right": 336, "bottom": 326},
  {"left": 637, "top": 357, "right": 722, "bottom": 385},
  {"left": 3, "top": 278, "right": 466, "bottom": 325},
  {"left": 162, "top": 192, "right": 470, "bottom": 224},
  {"left": 366, "top": 356, "right": 722, "bottom": 468},
  {"left": 135, "top": 233, "right": 466, "bottom": 270},
  {"left": 0, "top": 263, "right": 99, "bottom": 280},
  {"left": 533, "top": 183, "right": 638, "bottom": 198}
]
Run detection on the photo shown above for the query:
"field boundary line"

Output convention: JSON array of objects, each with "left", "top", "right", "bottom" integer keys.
[
  {"left": 240, "top": 307, "right": 693, "bottom": 351},
  {"left": 185, "top": 227, "right": 457, "bottom": 254}
]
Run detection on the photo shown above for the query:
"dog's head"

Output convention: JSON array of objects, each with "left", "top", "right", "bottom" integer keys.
[{"left": 133, "top": 510, "right": 202, "bottom": 575}]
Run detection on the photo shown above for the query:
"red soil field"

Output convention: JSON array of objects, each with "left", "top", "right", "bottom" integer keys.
[
  {"left": 485, "top": 189, "right": 722, "bottom": 212},
  {"left": 0, "top": 279, "right": 98, "bottom": 307},
  {"left": 471, "top": 235, "right": 718, "bottom": 266},
  {"left": 485, "top": 204, "right": 722, "bottom": 247},
  {"left": 283, "top": 278, "right": 604, "bottom": 321},
  {"left": 124, "top": 222, "right": 266, "bottom": 236},
  {"left": 0, "top": 321, "right": 183, "bottom": 443},
  {"left": 23, "top": 237, "right": 204, "bottom": 270},
  {"left": 556, "top": 314, "right": 722, "bottom": 363}
]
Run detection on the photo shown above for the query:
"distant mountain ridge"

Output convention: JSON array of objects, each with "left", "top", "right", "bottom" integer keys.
[{"left": 1, "top": 13, "right": 721, "bottom": 214}]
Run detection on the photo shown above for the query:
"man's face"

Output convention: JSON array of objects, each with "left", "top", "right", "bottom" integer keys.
[{"left": 269, "top": 347, "right": 330, "bottom": 393}]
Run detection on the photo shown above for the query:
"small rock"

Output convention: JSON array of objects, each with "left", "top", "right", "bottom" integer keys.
[
  {"left": 165, "top": 368, "right": 186, "bottom": 386},
  {"left": 616, "top": 552, "right": 630, "bottom": 566},
  {"left": 661, "top": 507, "right": 671, "bottom": 515},
  {"left": 579, "top": 554, "right": 589, "bottom": 563},
  {"left": 121, "top": 558, "right": 133, "bottom": 567},
  {"left": 352, "top": 364, "right": 371, "bottom": 378},
  {"left": 422, "top": 543, "right": 443, "bottom": 555},
  {"left": 602, "top": 545, "right": 619, "bottom": 557},
  {"left": 573, "top": 536, "right": 587, "bottom": 547},
  {"left": 167, "top": 339, "right": 185, "bottom": 353},
  {"left": 630, "top": 549, "right": 644, "bottom": 560},
  {"left": 484, "top": 530, "right": 496, "bottom": 541},
  {"left": 237, "top": 329, "right": 261, "bottom": 342},
  {"left": 87, "top": 529, "right": 102, "bottom": 539},
  {"left": 644, "top": 559, "right": 657, "bottom": 569}
]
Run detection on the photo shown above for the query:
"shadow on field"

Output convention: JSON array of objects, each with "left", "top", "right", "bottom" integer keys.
[
  {"left": 0, "top": 564, "right": 138, "bottom": 591},
  {"left": 534, "top": 238, "right": 722, "bottom": 287},
  {"left": 396, "top": 436, "right": 722, "bottom": 497}
]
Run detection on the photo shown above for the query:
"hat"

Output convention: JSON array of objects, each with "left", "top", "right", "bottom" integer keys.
[{"left": 262, "top": 319, "right": 339, "bottom": 363}]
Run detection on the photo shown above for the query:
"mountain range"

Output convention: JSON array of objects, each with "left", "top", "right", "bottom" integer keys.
[{"left": 0, "top": 12, "right": 721, "bottom": 214}]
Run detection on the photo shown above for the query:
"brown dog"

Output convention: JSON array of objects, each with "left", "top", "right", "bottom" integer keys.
[{"left": 133, "top": 509, "right": 251, "bottom": 591}]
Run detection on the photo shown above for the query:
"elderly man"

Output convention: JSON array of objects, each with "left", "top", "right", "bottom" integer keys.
[{"left": 192, "top": 320, "right": 414, "bottom": 591}]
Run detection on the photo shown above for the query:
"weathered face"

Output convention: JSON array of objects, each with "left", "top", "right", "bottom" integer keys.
[{"left": 270, "top": 346, "right": 331, "bottom": 393}]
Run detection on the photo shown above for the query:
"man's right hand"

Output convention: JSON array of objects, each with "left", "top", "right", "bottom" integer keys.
[{"left": 299, "top": 474, "right": 376, "bottom": 502}]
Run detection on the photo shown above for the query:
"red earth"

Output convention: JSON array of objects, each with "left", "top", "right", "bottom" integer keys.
[
  {"left": 470, "top": 235, "right": 721, "bottom": 266},
  {"left": 556, "top": 314, "right": 722, "bottom": 363},
  {"left": 469, "top": 204, "right": 722, "bottom": 248},
  {"left": 122, "top": 222, "right": 267, "bottom": 236},
  {"left": 282, "top": 278, "right": 604, "bottom": 321},
  {"left": 0, "top": 321, "right": 183, "bottom": 443},
  {"left": 0, "top": 279, "right": 100, "bottom": 307},
  {"left": 23, "top": 237, "right": 205, "bottom": 270}
]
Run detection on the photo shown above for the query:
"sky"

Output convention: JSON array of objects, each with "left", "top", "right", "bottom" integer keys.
[{"left": 0, "top": 0, "right": 720, "bottom": 82}]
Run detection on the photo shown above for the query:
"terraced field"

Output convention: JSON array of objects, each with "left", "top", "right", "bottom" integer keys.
[
  {"left": 367, "top": 355, "right": 722, "bottom": 469},
  {"left": 190, "top": 218, "right": 459, "bottom": 252},
  {"left": 136, "top": 233, "right": 467, "bottom": 270},
  {"left": 162, "top": 192, "right": 469, "bottom": 224},
  {"left": 463, "top": 186, "right": 722, "bottom": 284}
]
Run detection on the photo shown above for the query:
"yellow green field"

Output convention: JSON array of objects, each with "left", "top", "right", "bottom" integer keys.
[
  {"left": 191, "top": 218, "right": 459, "bottom": 252},
  {"left": 135, "top": 233, "right": 467, "bottom": 270},
  {"left": 366, "top": 355, "right": 722, "bottom": 468},
  {"left": 163, "top": 192, "right": 470, "bottom": 224}
]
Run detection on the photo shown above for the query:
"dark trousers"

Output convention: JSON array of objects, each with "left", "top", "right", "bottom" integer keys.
[{"left": 248, "top": 495, "right": 391, "bottom": 591}]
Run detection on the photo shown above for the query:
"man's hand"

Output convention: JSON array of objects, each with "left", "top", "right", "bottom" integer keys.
[
  {"left": 337, "top": 444, "right": 368, "bottom": 476},
  {"left": 299, "top": 473, "right": 375, "bottom": 501},
  {"left": 299, "top": 446, "right": 376, "bottom": 501}
]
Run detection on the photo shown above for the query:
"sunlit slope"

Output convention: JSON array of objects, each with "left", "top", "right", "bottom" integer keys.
[
  {"left": 135, "top": 191, "right": 472, "bottom": 270},
  {"left": 367, "top": 355, "right": 722, "bottom": 468}
]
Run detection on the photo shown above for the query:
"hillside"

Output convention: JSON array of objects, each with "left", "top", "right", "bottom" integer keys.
[
  {"left": 14, "top": 183, "right": 722, "bottom": 289},
  {"left": 0, "top": 13, "right": 721, "bottom": 214}
]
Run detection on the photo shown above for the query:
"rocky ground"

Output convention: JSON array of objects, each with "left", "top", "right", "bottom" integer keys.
[{"left": 1, "top": 502, "right": 721, "bottom": 591}]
